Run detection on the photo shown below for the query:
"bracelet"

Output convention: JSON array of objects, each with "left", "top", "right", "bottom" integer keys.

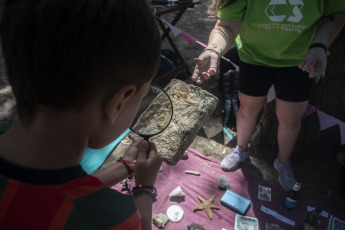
[
  {"left": 117, "top": 158, "right": 135, "bottom": 179},
  {"left": 309, "top": 43, "right": 327, "bottom": 53},
  {"left": 132, "top": 184, "right": 157, "bottom": 203},
  {"left": 202, "top": 48, "right": 220, "bottom": 58}
]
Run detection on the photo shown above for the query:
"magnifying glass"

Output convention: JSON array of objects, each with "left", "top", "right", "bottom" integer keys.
[{"left": 129, "top": 85, "right": 173, "bottom": 141}]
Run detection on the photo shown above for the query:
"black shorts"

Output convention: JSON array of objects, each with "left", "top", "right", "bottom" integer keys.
[{"left": 238, "top": 61, "right": 313, "bottom": 102}]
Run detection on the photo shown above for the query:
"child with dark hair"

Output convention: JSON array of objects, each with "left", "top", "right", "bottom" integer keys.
[{"left": 0, "top": 0, "right": 162, "bottom": 229}]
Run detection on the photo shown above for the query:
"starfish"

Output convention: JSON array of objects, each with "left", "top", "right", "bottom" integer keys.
[{"left": 193, "top": 194, "right": 221, "bottom": 220}]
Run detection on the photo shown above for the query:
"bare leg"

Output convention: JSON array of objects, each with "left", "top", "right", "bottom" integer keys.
[
  {"left": 237, "top": 92, "right": 266, "bottom": 149},
  {"left": 275, "top": 98, "right": 308, "bottom": 163}
]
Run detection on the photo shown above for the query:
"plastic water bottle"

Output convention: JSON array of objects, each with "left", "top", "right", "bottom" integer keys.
[
  {"left": 302, "top": 207, "right": 322, "bottom": 230},
  {"left": 284, "top": 181, "right": 302, "bottom": 209}
]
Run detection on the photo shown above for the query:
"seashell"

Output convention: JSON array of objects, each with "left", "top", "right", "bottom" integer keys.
[{"left": 169, "top": 186, "right": 186, "bottom": 197}]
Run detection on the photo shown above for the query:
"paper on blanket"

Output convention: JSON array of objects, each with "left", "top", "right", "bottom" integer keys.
[
  {"left": 235, "top": 214, "right": 259, "bottom": 230},
  {"left": 169, "top": 186, "right": 186, "bottom": 197},
  {"left": 331, "top": 216, "right": 345, "bottom": 230},
  {"left": 258, "top": 185, "right": 271, "bottom": 202},
  {"left": 260, "top": 205, "right": 295, "bottom": 226},
  {"left": 265, "top": 223, "right": 280, "bottom": 230}
]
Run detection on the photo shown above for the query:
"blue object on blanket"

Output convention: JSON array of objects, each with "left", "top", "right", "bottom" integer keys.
[{"left": 80, "top": 128, "right": 131, "bottom": 174}]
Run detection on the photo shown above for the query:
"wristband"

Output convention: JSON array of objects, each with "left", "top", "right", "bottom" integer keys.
[
  {"left": 202, "top": 48, "right": 220, "bottom": 58},
  {"left": 132, "top": 184, "right": 157, "bottom": 203},
  {"left": 117, "top": 158, "right": 134, "bottom": 179},
  {"left": 309, "top": 43, "right": 327, "bottom": 53}
]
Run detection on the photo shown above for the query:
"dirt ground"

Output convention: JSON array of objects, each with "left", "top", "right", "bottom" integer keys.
[
  {"left": 157, "top": 1, "right": 345, "bottom": 213},
  {"left": 0, "top": 1, "right": 344, "bottom": 215}
]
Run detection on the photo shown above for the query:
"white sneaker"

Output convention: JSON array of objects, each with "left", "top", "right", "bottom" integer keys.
[
  {"left": 221, "top": 146, "right": 248, "bottom": 171},
  {"left": 274, "top": 158, "right": 296, "bottom": 191}
]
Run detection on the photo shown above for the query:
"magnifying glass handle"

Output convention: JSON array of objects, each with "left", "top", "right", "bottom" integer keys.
[{"left": 144, "top": 136, "right": 150, "bottom": 158}]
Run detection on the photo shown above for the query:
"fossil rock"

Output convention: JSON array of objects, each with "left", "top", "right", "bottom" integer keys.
[
  {"left": 153, "top": 213, "right": 169, "bottom": 229},
  {"left": 218, "top": 175, "right": 230, "bottom": 190},
  {"left": 101, "top": 79, "right": 218, "bottom": 168}
]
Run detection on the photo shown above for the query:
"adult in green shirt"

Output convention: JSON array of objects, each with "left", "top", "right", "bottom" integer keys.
[{"left": 192, "top": 0, "right": 345, "bottom": 191}]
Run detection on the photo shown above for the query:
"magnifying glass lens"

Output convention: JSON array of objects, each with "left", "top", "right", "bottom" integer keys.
[{"left": 130, "top": 85, "right": 173, "bottom": 139}]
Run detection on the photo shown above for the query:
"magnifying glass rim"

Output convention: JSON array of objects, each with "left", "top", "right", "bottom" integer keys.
[{"left": 129, "top": 84, "right": 174, "bottom": 138}]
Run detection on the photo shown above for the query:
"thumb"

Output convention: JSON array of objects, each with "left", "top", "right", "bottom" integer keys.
[
  {"left": 194, "top": 57, "right": 203, "bottom": 65},
  {"left": 320, "top": 60, "right": 327, "bottom": 77},
  {"left": 136, "top": 140, "right": 148, "bottom": 162}
]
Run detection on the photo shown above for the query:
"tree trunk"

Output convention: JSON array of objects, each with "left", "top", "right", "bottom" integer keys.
[{"left": 251, "top": 27, "right": 345, "bottom": 211}]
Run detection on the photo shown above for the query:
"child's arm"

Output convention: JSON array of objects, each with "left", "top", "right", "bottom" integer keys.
[
  {"left": 92, "top": 139, "right": 143, "bottom": 187},
  {"left": 133, "top": 141, "right": 162, "bottom": 230}
]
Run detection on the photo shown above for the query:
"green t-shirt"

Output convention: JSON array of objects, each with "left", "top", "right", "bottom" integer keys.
[{"left": 218, "top": 0, "right": 345, "bottom": 67}]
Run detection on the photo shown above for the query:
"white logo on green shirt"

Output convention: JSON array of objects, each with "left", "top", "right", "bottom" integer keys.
[{"left": 265, "top": 0, "right": 304, "bottom": 23}]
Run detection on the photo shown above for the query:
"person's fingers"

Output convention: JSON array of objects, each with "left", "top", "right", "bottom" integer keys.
[
  {"left": 196, "top": 76, "right": 204, "bottom": 84},
  {"left": 191, "top": 69, "right": 200, "bottom": 82},
  {"left": 147, "top": 142, "right": 158, "bottom": 158},
  {"left": 131, "top": 138, "right": 144, "bottom": 148},
  {"left": 320, "top": 59, "right": 327, "bottom": 77},
  {"left": 302, "top": 60, "right": 315, "bottom": 72},
  {"left": 312, "top": 62, "right": 321, "bottom": 77},
  {"left": 208, "top": 56, "right": 219, "bottom": 75},
  {"left": 136, "top": 140, "right": 149, "bottom": 162},
  {"left": 192, "top": 58, "right": 208, "bottom": 82},
  {"left": 308, "top": 70, "right": 316, "bottom": 78},
  {"left": 298, "top": 60, "right": 306, "bottom": 69},
  {"left": 202, "top": 71, "right": 210, "bottom": 80},
  {"left": 194, "top": 57, "right": 203, "bottom": 65}
]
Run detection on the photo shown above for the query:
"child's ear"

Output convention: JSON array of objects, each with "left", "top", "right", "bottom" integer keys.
[{"left": 105, "top": 85, "right": 136, "bottom": 125}]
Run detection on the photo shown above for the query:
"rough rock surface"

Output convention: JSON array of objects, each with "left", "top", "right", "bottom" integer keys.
[
  {"left": 218, "top": 175, "right": 230, "bottom": 190},
  {"left": 152, "top": 213, "right": 169, "bottom": 229},
  {"left": 101, "top": 79, "right": 218, "bottom": 168}
]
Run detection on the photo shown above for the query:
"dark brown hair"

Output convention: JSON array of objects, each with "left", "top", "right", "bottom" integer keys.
[{"left": 0, "top": 0, "right": 161, "bottom": 121}]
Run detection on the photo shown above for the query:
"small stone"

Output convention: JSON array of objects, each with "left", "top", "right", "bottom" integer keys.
[
  {"left": 153, "top": 213, "right": 169, "bottom": 229},
  {"left": 187, "top": 223, "right": 205, "bottom": 230},
  {"left": 218, "top": 175, "right": 230, "bottom": 190},
  {"left": 159, "top": 165, "right": 163, "bottom": 172},
  {"left": 169, "top": 186, "right": 186, "bottom": 197}
]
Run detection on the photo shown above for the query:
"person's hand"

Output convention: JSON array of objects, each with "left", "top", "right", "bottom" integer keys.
[
  {"left": 191, "top": 50, "right": 220, "bottom": 84},
  {"left": 134, "top": 140, "right": 162, "bottom": 186},
  {"left": 299, "top": 47, "right": 327, "bottom": 78},
  {"left": 122, "top": 138, "right": 144, "bottom": 162}
]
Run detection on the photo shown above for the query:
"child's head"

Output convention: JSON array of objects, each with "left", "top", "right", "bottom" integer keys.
[{"left": 0, "top": 0, "right": 161, "bottom": 122}]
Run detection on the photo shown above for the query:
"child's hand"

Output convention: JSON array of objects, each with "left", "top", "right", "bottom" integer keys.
[
  {"left": 122, "top": 138, "right": 144, "bottom": 162},
  {"left": 134, "top": 140, "right": 162, "bottom": 186}
]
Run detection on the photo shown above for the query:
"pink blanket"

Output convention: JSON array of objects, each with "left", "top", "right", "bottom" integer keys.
[{"left": 113, "top": 148, "right": 345, "bottom": 230}]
